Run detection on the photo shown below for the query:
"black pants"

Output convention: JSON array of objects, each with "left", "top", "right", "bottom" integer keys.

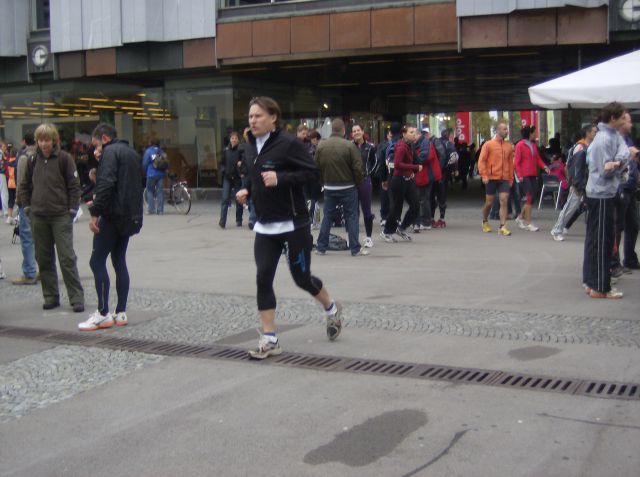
[
  {"left": 583, "top": 197, "right": 614, "bottom": 293},
  {"left": 429, "top": 179, "right": 448, "bottom": 220},
  {"left": 254, "top": 226, "right": 323, "bottom": 310},
  {"left": 384, "top": 176, "right": 419, "bottom": 234},
  {"left": 613, "top": 193, "right": 639, "bottom": 268},
  {"left": 89, "top": 217, "right": 130, "bottom": 315}
]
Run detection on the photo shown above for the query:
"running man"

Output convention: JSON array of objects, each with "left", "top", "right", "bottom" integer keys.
[{"left": 236, "top": 97, "right": 342, "bottom": 359}]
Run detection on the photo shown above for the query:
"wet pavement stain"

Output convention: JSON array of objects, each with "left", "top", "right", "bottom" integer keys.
[
  {"left": 303, "top": 409, "right": 427, "bottom": 467},
  {"left": 508, "top": 345, "right": 562, "bottom": 361}
]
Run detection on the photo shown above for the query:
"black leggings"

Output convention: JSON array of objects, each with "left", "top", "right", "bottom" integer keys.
[
  {"left": 254, "top": 226, "right": 323, "bottom": 310},
  {"left": 89, "top": 217, "right": 130, "bottom": 315}
]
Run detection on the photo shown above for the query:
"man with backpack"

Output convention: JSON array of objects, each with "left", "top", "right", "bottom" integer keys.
[
  {"left": 142, "top": 139, "right": 168, "bottom": 214},
  {"left": 550, "top": 125, "right": 597, "bottom": 241},
  {"left": 413, "top": 126, "right": 441, "bottom": 232},
  {"left": 430, "top": 129, "right": 457, "bottom": 228}
]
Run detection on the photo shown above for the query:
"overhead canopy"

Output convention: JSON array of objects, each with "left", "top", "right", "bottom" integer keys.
[{"left": 528, "top": 50, "right": 640, "bottom": 109}]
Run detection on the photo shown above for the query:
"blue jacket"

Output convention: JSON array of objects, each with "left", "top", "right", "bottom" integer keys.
[{"left": 142, "top": 146, "right": 166, "bottom": 178}]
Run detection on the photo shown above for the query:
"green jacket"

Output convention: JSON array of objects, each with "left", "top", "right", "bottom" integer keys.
[{"left": 314, "top": 134, "right": 363, "bottom": 187}]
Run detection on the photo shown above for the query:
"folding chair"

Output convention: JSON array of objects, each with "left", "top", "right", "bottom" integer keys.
[{"left": 538, "top": 174, "right": 561, "bottom": 210}]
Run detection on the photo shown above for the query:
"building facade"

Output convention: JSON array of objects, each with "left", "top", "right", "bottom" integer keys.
[{"left": 0, "top": 0, "right": 638, "bottom": 188}]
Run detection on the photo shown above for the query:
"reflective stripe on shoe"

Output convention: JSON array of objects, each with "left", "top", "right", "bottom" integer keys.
[
  {"left": 248, "top": 332, "right": 282, "bottom": 359},
  {"left": 326, "top": 302, "right": 343, "bottom": 341}
]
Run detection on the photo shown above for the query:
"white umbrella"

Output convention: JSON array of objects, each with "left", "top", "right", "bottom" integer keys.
[{"left": 528, "top": 50, "right": 640, "bottom": 109}]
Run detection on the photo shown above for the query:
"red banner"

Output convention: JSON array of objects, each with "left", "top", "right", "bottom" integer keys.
[
  {"left": 520, "top": 110, "right": 539, "bottom": 130},
  {"left": 455, "top": 112, "right": 470, "bottom": 143}
]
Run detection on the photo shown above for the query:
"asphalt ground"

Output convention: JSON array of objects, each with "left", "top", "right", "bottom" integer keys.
[{"left": 1, "top": 179, "right": 639, "bottom": 476}]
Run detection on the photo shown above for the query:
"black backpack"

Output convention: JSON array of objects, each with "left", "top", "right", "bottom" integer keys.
[{"left": 152, "top": 150, "right": 169, "bottom": 171}]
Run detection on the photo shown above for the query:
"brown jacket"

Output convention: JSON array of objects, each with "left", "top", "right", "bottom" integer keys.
[
  {"left": 478, "top": 137, "right": 514, "bottom": 184},
  {"left": 18, "top": 146, "right": 81, "bottom": 217}
]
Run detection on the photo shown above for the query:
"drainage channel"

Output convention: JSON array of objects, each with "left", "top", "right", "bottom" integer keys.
[{"left": 2, "top": 325, "right": 639, "bottom": 401}]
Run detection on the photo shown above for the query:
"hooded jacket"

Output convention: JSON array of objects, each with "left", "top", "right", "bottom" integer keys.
[
  {"left": 244, "top": 128, "right": 319, "bottom": 227},
  {"left": 18, "top": 145, "right": 80, "bottom": 217}
]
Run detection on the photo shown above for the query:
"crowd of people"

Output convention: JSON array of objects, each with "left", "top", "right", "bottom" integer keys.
[{"left": 0, "top": 98, "right": 638, "bottom": 359}]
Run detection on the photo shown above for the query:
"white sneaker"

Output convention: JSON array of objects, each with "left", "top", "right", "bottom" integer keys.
[
  {"left": 552, "top": 233, "right": 564, "bottom": 241},
  {"left": 0, "top": 265, "right": 6, "bottom": 279},
  {"left": 562, "top": 228, "right": 569, "bottom": 235},
  {"left": 515, "top": 217, "right": 526, "bottom": 229},
  {"left": 78, "top": 311, "right": 114, "bottom": 331},
  {"left": 363, "top": 237, "right": 373, "bottom": 248},
  {"left": 380, "top": 219, "right": 386, "bottom": 227},
  {"left": 525, "top": 223, "right": 540, "bottom": 232},
  {"left": 114, "top": 312, "right": 128, "bottom": 326},
  {"left": 5, "top": 216, "right": 15, "bottom": 225}
]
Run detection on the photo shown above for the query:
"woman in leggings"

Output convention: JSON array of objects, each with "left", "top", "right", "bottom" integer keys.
[
  {"left": 352, "top": 123, "right": 376, "bottom": 248},
  {"left": 236, "top": 97, "right": 342, "bottom": 360}
]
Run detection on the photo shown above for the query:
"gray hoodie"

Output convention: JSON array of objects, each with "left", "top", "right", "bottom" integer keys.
[{"left": 586, "top": 122, "right": 629, "bottom": 199}]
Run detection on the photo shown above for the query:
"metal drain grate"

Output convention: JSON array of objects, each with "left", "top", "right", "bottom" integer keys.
[
  {"left": 415, "top": 365, "right": 498, "bottom": 385},
  {"left": 489, "top": 372, "right": 581, "bottom": 395},
  {"left": 1, "top": 325, "right": 639, "bottom": 401},
  {"left": 0, "top": 327, "right": 53, "bottom": 339},
  {"left": 576, "top": 380, "right": 640, "bottom": 399}
]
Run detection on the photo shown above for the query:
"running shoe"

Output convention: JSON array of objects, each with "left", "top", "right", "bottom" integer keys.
[
  {"left": 380, "top": 231, "right": 396, "bottom": 243},
  {"left": 515, "top": 217, "right": 526, "bottom": 229},
  {"left": 326, "top": 302, "right": 343, "bottom": 341},
  {"left": 352, "top": 248, "right": 370, "bottom": 256},
  {"left": 78, "top": 311, "right": 114, "bottom": 331},
  {"left": 525, "top": 223, "right": 539, "bottom": 232},
  {"left": 413, "top": 225, "right": 421, "bottom": 233},
  {"left": 562, "top": 228, "right": 569, "bottom": 235},
  {"left": 482, "top": 221, "right": 492, "bottom": 233},
  {"left": 363, "top": 237, "right": 374, "bottom": 248},
  {"left": 589, "top": 288, "right": 623, "bottom": 299},
  {"left": 395, "top": 228, "right": 412, "bottom": 241},
  {"left": 114, "top": 312, "right": 128, "bottom": 326},
  {"left": 498, "top": 225, "right": 512, "bottom": 236},
  {"left": 248, "top": 332, "right": 282, "bottom": 359},
  {"left": 437, "top": 219, "right": 446, "bottom": 228},
  {"left": 552, "top": 233, "right": 565, "bottom": 242},
  {"left": 419, "top": 224, "right": 432, "bottom": 231}
]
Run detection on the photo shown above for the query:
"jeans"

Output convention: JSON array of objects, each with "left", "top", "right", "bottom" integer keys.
[
  {"left": 146, "top": 175, "right": 165, "bottom": 214},
  {"left": 241, "top": 176, "right": 256, "bottom": 225},
  {"left": 317, "top": 187, "right": 361, "bottom": 255},
  {"left": 220, "top": 176, "right": 243, "bottom": 226},
  {"left": 89, "top": 217, "right": 131, "bottom": 315},
  {"left": 18, "top": 207, "right": 37, "bottom": 279}
]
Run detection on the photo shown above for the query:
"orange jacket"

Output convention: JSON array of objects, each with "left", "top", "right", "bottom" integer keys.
[{"left": 478, "top": 137, "right": 514, "bottom": 184}]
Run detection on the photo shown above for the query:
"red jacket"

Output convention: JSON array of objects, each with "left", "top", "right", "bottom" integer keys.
[
  {"left": 393, "top": 139, "right": 419, "bottom": 178},
  {"left": 415, "top": 142, "right": 441, "bottom": 185},
  {"left": 514, "top": 140, "right": 546, "bottom": 179}
]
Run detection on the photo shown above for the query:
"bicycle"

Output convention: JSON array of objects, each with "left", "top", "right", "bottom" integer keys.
[{"left": 144, "top": 173, "right": 192, "bottom": 215}]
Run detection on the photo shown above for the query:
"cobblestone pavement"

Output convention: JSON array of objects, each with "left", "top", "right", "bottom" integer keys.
[
  {"left": 3, "top": 281, "right": 640, "bottom": 348},
  {"left": 2, "top": 271, "right": 639, "bottom": 423},
  {"left": 0, "top": 345, "right": 163, "bottom": 423}
]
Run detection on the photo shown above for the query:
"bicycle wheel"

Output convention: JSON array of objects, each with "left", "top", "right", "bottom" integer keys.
[{"left": 172, "top": 184, "right": 192, "bottom": 215}]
